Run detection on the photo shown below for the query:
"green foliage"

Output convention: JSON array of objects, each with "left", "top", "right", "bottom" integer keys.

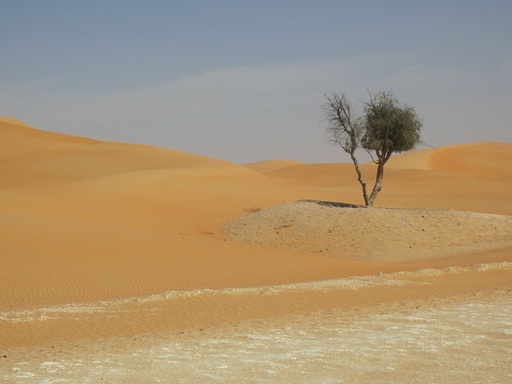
[{"left": 361, "top": 91, "right": 422, "bottom": 155}]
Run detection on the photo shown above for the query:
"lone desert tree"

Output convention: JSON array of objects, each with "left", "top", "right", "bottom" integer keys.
[{"left": 322, "top": 90, "right": 422, "bottom": 206}]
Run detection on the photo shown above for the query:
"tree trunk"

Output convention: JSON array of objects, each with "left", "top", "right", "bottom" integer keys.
[
  {"left": 367, "top": 150, "right": 393, "bottom": 207},
  {"left": 349, "top": 151, "right": 370, "bottom": 206},
  {"left": 367, "top": 161, "right": 384, "bottom": 206}
]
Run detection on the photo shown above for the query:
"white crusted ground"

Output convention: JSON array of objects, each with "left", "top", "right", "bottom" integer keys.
[{"left": 2, "top": 290, "right": 511, "bottom": 383}]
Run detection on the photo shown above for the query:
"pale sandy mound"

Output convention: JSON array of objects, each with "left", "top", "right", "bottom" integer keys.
[{"left": 223, "top": 201, "right": 512, "bottom": 262}]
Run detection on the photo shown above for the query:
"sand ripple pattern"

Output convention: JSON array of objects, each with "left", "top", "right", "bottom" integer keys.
[{"left": 1, "top": 261, "right": 509, "bottom": 324}]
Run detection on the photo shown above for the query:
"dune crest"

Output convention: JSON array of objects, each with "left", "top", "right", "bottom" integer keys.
[
  {"left": 0, "top": 116, "right": 34, "bottom": 127},
  {"left": 387, "top": 142, "right": 512, "bottom": 179},
  {"left": 0, "top": 117, "right": 261, "bottom": 189},
  {"left": 244, "top": 159, "right": 305, "bottom": 173}
]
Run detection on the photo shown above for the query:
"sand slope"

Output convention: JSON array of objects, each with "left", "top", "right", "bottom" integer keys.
[
  {"left": 0, "top": 118, "right": 362, "bottom": 311},
  {"left": 0, "top": 116, "right": 250, "bottom": 188},
  {"left": 0, "top": 117, "right": 511, "bottom": 354}
]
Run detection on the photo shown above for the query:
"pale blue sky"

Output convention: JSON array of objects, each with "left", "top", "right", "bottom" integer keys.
[{"left": 1, "top": 1, "right": 511, "bottom": 163}]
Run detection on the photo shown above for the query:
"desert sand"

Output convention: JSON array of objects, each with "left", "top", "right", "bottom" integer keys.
[{"left": 0, "top": 117, "right": 511, "bottom": 382}]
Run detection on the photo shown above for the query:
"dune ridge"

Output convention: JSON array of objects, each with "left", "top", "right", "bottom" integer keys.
[{"left": 0, "top": 117, "right": 254, "bottom": 189}]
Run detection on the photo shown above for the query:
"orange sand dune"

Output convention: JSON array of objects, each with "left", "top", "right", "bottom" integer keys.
[
  {"left": 245, "top": 159, "right": 304, "bottom": 172},
  {"left": 0, "top": 117, "right": 249, "bottom": 189},
  {"left": 248, "top": 142, "right": 512, "bottom": 214},
  {"left": 387, "top": 141, "right": 512, "bottom": 179},
  {"left": 427, "top": 142, "right": 512, "bottom": 179},
  {"left": 0, "top": 118, "right": 368, "bottom": 311},
  {"left": 1, "top": 118, "right": 511, "bottom": 361},
  {"left": 0, "top": 118, "right": 318, "bottom": 234}
]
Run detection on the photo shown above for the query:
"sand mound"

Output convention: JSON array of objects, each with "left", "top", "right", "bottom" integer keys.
[{"left": 223, "top": 201, "right": 512, "bottom": 262}]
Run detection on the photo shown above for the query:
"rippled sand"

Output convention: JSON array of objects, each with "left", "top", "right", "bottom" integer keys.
[{"left": 2, "top": 290, "right": 510, "bottom": 383}]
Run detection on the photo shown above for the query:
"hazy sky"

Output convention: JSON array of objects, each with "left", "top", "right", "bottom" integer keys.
[{"left": 1, "top": 1, "right": 511, "bottom": 163}]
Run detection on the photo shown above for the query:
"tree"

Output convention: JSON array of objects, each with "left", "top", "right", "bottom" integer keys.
[{"left": 322, "top": 90, "right": 422, "bottom": 207}]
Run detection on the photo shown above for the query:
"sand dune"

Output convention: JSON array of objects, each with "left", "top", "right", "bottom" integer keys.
[
  {"left": 0, "top": 116, "right": 249, "bottom": 188},
  {"left": 0, "top": 118, "right": 511, "bottom": 378},
  {"left": 245, "top": 159, "right": 304, "bottom": 172},
  {"left": 1, "top": 119, "right": 355, "bottom": 311},
  {"left": 428, "top": 142, "right": 512, "bottom": 179},
  {"left": 246, "top": 142, "right": 512, "bottom": 214}
]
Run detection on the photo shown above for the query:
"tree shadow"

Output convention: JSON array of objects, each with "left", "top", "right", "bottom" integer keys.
[{"left": 296, "top": 199, "right": 365, "bottom": 209}]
